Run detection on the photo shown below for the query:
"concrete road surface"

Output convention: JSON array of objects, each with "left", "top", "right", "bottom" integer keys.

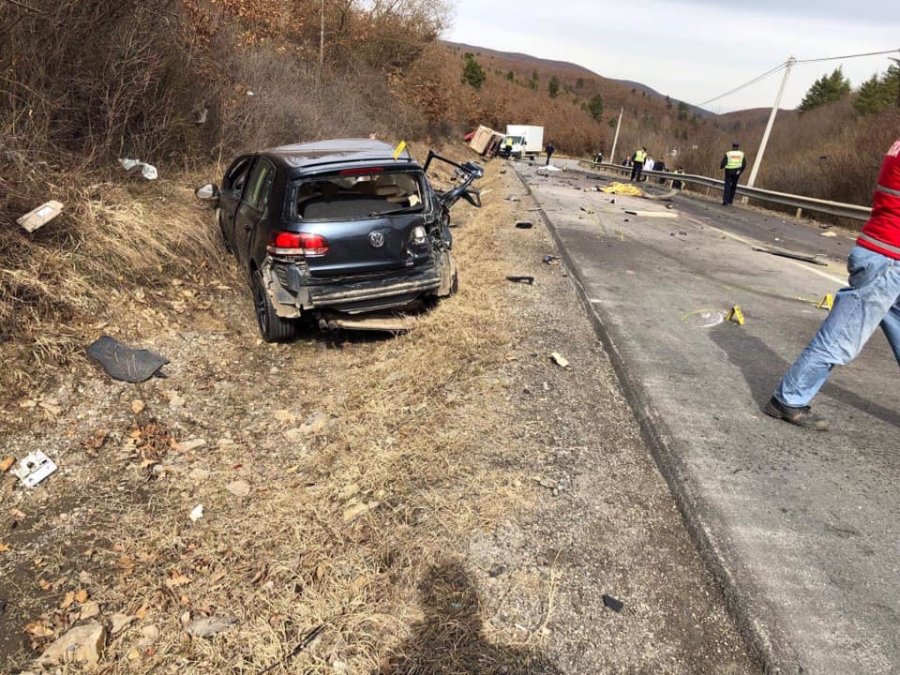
[{"left": 515, "top": 160, "right": 899, "bottom": 674}]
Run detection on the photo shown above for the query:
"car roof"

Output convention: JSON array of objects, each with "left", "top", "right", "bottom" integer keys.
[{"left": 262, "top": 138, "right": 417, "bottom": 172}]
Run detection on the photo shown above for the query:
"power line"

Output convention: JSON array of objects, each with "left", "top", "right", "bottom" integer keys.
[
  {"left": 696, "top": 61, "right": 788, "bottom": 107},
  {"left": 795, "top": 47, "right": 900, "bottom": 64}
]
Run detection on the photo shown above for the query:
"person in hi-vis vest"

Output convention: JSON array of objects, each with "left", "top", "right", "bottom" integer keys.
[
  {"left": 630, "top": 147, "right": 648, "bottom": 182},
  {"left": 720, "top": 142, "right": 746, "bottom": 205}
]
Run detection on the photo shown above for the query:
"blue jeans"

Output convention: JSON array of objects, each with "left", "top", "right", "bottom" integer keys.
[{"left": 774, "top": 246, "right": 900, "bottom": 407}]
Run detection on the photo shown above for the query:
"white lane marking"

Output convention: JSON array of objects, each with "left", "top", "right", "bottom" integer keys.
[{"left": 685, "top": 216, "right": 847, "bottom": 286}]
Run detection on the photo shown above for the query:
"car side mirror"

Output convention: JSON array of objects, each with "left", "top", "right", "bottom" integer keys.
[{"left": 195, "top": 183, "right": 219, "bottom": 201}]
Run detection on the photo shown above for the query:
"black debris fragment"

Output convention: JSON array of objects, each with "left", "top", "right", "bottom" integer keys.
[
  {"left": 602, "top": 594, "right": 624, "bottom": 612},
  {"left": 506, "top": 275, "right": 535, "bottom": 285},
  {"left": 87, "top": 335, "right": 168, "bottom": 383},
  {"left": 542, "top": 255, "right": 560, "bottom": 264},
  {"left": 515, "top": 221, "right": 534, "bottom": 229}
]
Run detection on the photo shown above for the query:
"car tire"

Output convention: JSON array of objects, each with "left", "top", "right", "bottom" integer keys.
[
  {"left": 217, "top": 209, "right": 232, "bottom": 253},
  {"left": 252, "top": 269, "right": 299, "bottom": 343}
]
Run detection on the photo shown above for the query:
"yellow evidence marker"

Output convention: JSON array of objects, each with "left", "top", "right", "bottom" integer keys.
[
  {"left": 726, "top": 305, "right": 745, "bottom": 326},
  {"left": 816, "top": 294, "right": 834, "bottom": 311}
]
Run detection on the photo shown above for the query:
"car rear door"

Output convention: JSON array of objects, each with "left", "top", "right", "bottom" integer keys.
[
  {"left": 296, "top": 169, "right": 433, "bottom": 276},
  {"left": 234, "top": 157, "right": 276, "bottom": 272}
]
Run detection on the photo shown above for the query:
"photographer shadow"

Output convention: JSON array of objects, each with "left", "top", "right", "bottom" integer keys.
[{"left": 378, "top": 560, "right": 561, "bottom": 675}]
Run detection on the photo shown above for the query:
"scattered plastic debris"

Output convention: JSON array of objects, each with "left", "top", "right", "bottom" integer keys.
[
  {"left": 542, "top": 255, "right": 559, "bottom": 264},
  {"left": 624, "top": 209, "right": 677, "bottom": 219},
  {"left": 119, "top": 158, "right": 158, "bottom": 180},
  {"left": 515, "top": 221, "right": 534, "bottom": 229},
  {"left": 820, "top": 230, "right": 838, "bottom": 238},
  {"left": 87, "top": 336, "right": 168, "bottom": 383},
  {"left": 12, "top": 451, "right": 57, "bottom": 488},
  {"left": 17, "top": 200, "right": 64, "bottom": 233},
  {"left": 187, "top": 616, "right": 237, "bottom": 638},
  {"left": 602, "top": 594, "right": 624, "bottom": 612},
  {"left": 550, "top": 352, "right": 570, "bottom": 368},
  {"left": 506, "top": 275, "right": 535, "bottom": 285},
  {"left": 189, "top": 504, "right": 204, "bottom": 522}
]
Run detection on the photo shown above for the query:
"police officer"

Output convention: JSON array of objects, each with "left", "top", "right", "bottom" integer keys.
[
  {"left": 721, "top": 142, "right": 746, "bottom": 205},
  {"left": 545, "top": 141, "right": 556, "bottom": 165},
  {"left": 630, "top": 147, "right": 648, "bottom": 182}
]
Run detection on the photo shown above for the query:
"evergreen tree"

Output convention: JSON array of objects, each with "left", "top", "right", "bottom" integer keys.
[
  {"left": 506, "top": 70, "right": 514, "bottom": 81},
  {"left": 587, "top": 93, "right": 604, "bottom": 121},
  {"left": 677, "top": 101, "right": 689, "bottom": 121},
  {"left": 461, "top": 53, "right": 486, "bottom": 90},
  {"left": 548, "top": 75, "right": 560, "bottom": 98},
  {"left": 853, "top": 66, "right": 900, "bottom": 115},
  {"left": 798, "top": 68, "right": 851, "bottom": 112}
]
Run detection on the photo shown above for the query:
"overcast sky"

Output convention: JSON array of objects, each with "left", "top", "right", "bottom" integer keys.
[{"left": 444, "top": 0, "right": 900, "bottom": 112}]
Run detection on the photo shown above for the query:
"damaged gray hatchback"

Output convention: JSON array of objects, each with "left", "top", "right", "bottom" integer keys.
[{"left": 196, "top": 139, "right": 483, "bottom": 342}]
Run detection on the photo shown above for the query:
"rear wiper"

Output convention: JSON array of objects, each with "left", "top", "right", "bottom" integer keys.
[{"left": 369, "top": 205, "right": 423, "bottom": 217}]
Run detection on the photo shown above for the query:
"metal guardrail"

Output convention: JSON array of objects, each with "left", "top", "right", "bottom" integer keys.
[{"left": 585, "top": 162, "right": 872, "bottom": 222}]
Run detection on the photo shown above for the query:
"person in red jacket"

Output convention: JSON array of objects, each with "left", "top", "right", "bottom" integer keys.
[{"left": 767, "top": 137, "right": 900, "bottom": 429}]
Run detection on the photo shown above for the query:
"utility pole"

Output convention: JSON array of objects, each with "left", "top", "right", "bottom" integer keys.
[
  {"left": 746, "top": 57, "right": 795, "bottom": 190},
  {"left": 609, "top": 108, "right": 624, "bottom": 165}
]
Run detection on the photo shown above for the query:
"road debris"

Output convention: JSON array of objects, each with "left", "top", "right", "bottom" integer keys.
[
  {"left": 187, "top": 616, "right": 237, "bottom": 638},
  {"left": 550, "top": 352, "right": 570, "bottom": 369},
  {"left": 506, "top": 275, "right": 535, "bottom": 285},
  {"left": 602, "top": 594, "right": 624, "bottom": 612},
  {"left": 542, "top": 255, "right": 559, "bottom": 264},
  {"left": 12, "top": 451, "right": 57, "bottom": 488},
  {"left": 624, "top": 210, "right": 678, "bottom": 219},
  {"left": 820, "top": 230, "right": 838, "bottom": 238},
  {"left": 37, "top": 622, "right": 106, "bottom": 667},
  {"left": 0, "top": 456, "right": 13, "bottom": 473},
  {"left": 17, "top": 200, "right": 64, "bottom": 233},
  {"left": 189, "top": 504, "right": 204, "bottom": 522},
  {"left": 515, "top": 220, "right": 534, "bottom": 229},
  {"left": 119, "top": 158, "right": 158, "bottom": 180},
  {"left": 752, "top": 246, "right": 827, "bottom": 266},
  {"left": 87, "top": 336, "right": 168, "bottom": 383}
]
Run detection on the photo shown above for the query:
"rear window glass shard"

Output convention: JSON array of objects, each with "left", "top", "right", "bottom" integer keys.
[{"left": 295, "top": 170, "right": 424, "bottom": 221}]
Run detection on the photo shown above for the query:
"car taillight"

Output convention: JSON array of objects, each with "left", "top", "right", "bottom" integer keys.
[{"left": 267, "top": 231, "right": 330, "bottom": 257}]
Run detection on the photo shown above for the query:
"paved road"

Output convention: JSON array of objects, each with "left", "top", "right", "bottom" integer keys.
[{"left": 516, "top": 160, "right": 900, "bottom": 674}]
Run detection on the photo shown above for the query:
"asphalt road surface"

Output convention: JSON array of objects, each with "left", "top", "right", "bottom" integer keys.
[{"left": 516, "top": 160, "right": 899, "bottom": 674}]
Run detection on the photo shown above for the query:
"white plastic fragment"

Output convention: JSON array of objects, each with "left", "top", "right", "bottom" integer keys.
[
  {"left": 189, "top": 504, "right": 204, "bottom": 522},
  {"left": 12, "top": 451, "right": 58, "bottom": 488},
  {"left": 119, "top": 158, "right": 158, "bottom": 180},
  {"left": 17, "top": 200, "right": 64, "bottom": 233}
]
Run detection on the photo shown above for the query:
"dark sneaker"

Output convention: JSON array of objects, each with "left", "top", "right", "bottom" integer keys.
[{"left": 765, "top": 397, "right": 829, "bottom": 431}]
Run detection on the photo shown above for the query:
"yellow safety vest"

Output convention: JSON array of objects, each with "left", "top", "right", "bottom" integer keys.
[
  {"left": 634, "top": 150, "right": 647, "bottom": 163},
  {"left": 725, "top": 150, "right": 745, "bottom": 170}
]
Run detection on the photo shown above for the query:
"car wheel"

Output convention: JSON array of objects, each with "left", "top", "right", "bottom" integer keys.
[
  {"left": 251, "top": 269, "right": 299, "bottom": 343},
  {"left": 217, "top": 209, "right": 232, "bottom": 253}
]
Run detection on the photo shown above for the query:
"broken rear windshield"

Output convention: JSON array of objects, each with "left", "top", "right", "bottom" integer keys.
[{"left": 294, "top": 170, "right": 424, "bottom": 221}]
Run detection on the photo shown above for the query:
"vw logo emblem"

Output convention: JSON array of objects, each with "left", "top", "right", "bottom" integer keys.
[{"left": 369, "top": 231, "right": 385, "bottom": 248}]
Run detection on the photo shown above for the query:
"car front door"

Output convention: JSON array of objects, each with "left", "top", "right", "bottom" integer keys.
[
  {"left": 219, "top": 154, "right": 254, "bottom": 251},
  {"left": 234, "top": 157, "right": 276, "bottom": 274}
]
